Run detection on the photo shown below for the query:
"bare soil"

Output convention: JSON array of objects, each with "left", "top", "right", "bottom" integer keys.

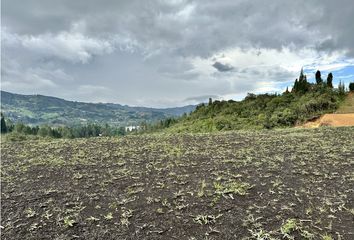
[
  {"left": 303, "top": 114, "right": 354, "bottom": 128},
  {"left": 1, "top": 127, "right": 354, "bottom": 239}
]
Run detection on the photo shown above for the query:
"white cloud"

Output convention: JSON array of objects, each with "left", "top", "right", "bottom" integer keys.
[
  {"left": 22, "top": 32, "right": 113, "bottom": 64},
  {"left": 1, "top": 67, "right": 58, "bottom": 92},
  {"left": 78, "top": 84, "right": 108, "bottom": 94},
  {"left": 2, "top": 25, "right": 114, "bottom": 64}
]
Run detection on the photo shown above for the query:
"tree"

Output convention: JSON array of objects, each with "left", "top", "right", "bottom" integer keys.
[
  {"left": 60, "top": 127, "right": 73, "bottom": 138},
  {"left": 327, "top": 73, "right": 333, "bottom": 88},
  {"left": 5, "top": 119, "right": 14, "bottom": 132},
  {"left": 338, "top": 80, "right": 345, "bottom": 95},
  {"left": 315, "top": 70, "right": 322, "bottom": 84},
  {"left": 292, "top": 79, "right": 299, "bottom": 93},
  {"left": 22, "top": 125, "right": 33, "bottom": 135},
  {"left": 117, "top": 127, "right": 126, "bottom": 136},
  {"left": 293, "top": 68, "right": 309, "bottom": 93},
  {"left": 208, "top": 98, "right": 213, "bottom": 105},
  {"left": 299, "top": 68, "right": 305, "bottom": 82},
  {"left": 284, "top": 87, "right": 290, "bottom": 94},
  {"left": 38, "top": 125, "right": 51, "bottom": 137},
  {"left": 245, "top": 93, "right": 256, "bottom": 100},
  {"left": 1, "top": 113, "right": 7, "bottom": 133},
  {"left": 349, "top": 82, "right": 354, "bottom": 92},
  {"left": 51, "top": 128, "right": 61, "bottom": 138},
  {"left": 302, "top": 75, "right": 309, "bottom": 92},
  {"left": 14, "top": 123, "right": 25, "bottom": 133}
]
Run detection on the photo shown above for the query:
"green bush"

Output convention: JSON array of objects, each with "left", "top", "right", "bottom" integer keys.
[{"left": 349, "top": 82, "right": 354, "bottom": 92}]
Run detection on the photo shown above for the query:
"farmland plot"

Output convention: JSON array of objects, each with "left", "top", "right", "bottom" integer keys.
[{"left": 1, "top": 127, "right": 354, "bottom": 239}]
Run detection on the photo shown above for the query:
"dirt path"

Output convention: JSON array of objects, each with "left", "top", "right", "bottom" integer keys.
[
  {"left": 302, "top": 93, "right": 354, "bottom": 128},
  {"left": 303, "top": 113, "right": 354, "bottom": 128}
]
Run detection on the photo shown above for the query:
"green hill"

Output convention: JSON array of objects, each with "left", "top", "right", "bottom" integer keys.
[
  {"left": 0, "top": 91, "right": 195, "bottom": 126},
  {"left": 160, "top": 72, "right": 349, "bottom": 133}
]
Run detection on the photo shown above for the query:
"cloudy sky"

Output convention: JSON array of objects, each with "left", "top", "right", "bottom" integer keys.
[{"left": 2, "top": 0, "right": 354, "bottom": 107}]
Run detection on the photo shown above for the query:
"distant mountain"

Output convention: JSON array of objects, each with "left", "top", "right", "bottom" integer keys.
[{"left": 0, "top": 91, "right": 196, "bottom": 126}]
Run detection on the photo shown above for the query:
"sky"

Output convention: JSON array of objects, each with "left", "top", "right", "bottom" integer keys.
[{"left": 1, "top": 0, "right": 354, "bottom": 107}]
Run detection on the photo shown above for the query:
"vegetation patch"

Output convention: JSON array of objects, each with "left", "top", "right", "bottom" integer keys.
[{"left": 214, "top": 180, "right": 252, "bottom": 196}]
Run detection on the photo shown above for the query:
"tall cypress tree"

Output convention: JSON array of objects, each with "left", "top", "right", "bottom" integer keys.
[
  {"left": 296, "top": 68, "right": 309, "bottom": 93},
  {"left": 338, "top": 80, "right": 345, "bottom": 95},
  {"left": 299, "top": 68, "right": 305, "bottom": 82},
  {"left": 315, "top": 70, "right": 322, "bottom": 84},
  {"left": 327, "top": 73, "right": 333, "bottom": 88},
  {"left": 208, "top": 98, "right": 213, "bottom": 105},
  {"left": 284, "top": 87, "right": 289, "bottom": 94},
  {"left": 292, "top": 79, "right": 299, "bottom": 92},
  {"left": 303, "top": 75, "right": 309, "bottom": 92},
  {"left": 1, "top": 113, "right": 7, "bottom": 134}
]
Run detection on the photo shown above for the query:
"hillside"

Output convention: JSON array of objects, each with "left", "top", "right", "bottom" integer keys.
[
  {"left": 0, "top": 91, "right": 195, "bottom": 126},
  {"left": 336, "top": 92, "right": 354, "bottom": 113},
  {"left": 158, "top": 78, "right": 348, "bottom": 133},
  {"left": 299, "top": 93, "right": 354, "bottom": 128}
]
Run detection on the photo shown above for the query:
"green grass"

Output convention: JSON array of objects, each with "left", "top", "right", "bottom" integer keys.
[{"left": 336, "top": 92, "right": 354, "bottom": 113}]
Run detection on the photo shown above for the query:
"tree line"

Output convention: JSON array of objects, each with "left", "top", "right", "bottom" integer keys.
[
  {"left": 1, "top": 116, "right": 126, "bottom": 140},
  {"left": 292, "top": 68, "right": 348, "bottom": 94}
]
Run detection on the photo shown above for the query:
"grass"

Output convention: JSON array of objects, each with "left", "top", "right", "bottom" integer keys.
[
  {"left": 280, "top": 219, "right": 299, "bottom": 237},
  {"left": 1, "top": 127, "right": 354, "bottom": 239},
  {"left": 213, "top": 180, "right": 252, "bottom": 196},
  {"left": 336, "top": 92, "right": 354, "bottom": 113}
]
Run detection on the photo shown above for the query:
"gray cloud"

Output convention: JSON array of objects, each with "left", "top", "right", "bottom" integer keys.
[
  {"left": 212, "top": 62, "right": 234, "bottom": 72},
  {"left": 1, "top": 0, "right": 354, "bottom": 107},
  {"left": 4, "top": 0, "right": 354, "bottom": 57}
]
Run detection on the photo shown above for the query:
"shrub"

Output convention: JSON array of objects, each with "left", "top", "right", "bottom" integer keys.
[{"left": 349, "top": 82, "right": 354, "bottom": 92}]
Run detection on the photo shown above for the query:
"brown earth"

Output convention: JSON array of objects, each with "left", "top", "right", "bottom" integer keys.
[
  {"left": 302, "top": 113, "right": 354, "bottom": 128},
  {"left": 1, "top": 128, "right": 354, "bottom": 240}
]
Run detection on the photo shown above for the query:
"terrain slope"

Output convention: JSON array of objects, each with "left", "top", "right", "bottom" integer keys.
[
  {"left": 303, "top": 93, "right": 354, "bottom": 128},
  {"left": 0, "top": 91, "right": 195, "bottom": 126}
]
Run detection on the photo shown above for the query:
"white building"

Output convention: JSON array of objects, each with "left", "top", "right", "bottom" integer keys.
[{"left": 125, "top": 125, "right": 140, "bottom": 132}]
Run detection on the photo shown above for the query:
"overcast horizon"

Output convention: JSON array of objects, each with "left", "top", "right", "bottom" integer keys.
[{"left": 2, "top": 0, "right": 354, "bottom": 107}]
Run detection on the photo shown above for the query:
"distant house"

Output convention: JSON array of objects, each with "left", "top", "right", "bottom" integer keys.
[{"left": 125, "top": 125, "right": 140, "bottom": 132}]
